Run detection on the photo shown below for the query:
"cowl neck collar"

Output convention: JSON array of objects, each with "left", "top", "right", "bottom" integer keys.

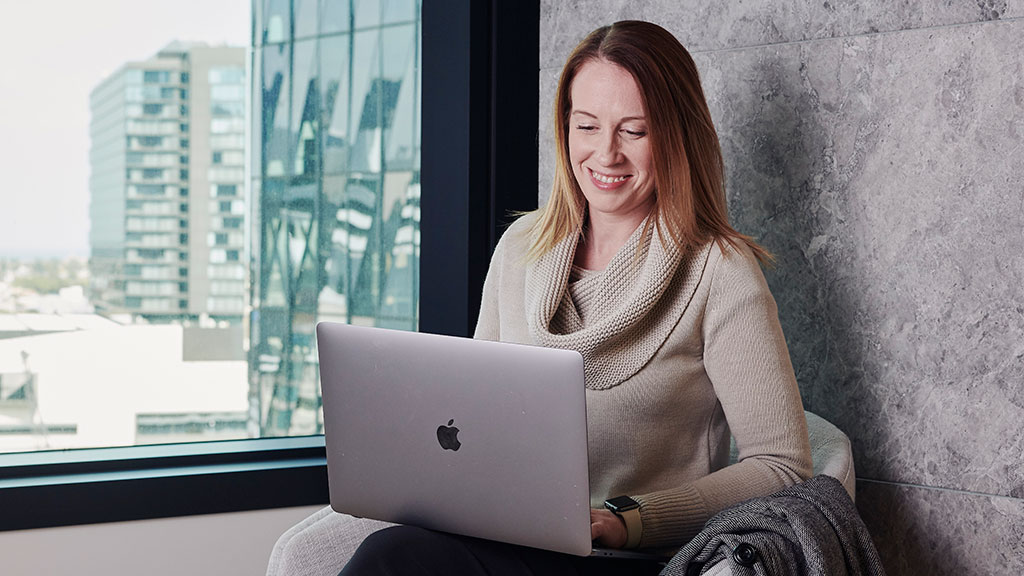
[{"left": 525, "top": 217, "right": 712, "bottom": 390}]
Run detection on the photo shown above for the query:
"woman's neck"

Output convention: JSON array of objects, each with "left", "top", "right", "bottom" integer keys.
[{"left": 573, "top": 208, "right": 651, "bottom": 271}]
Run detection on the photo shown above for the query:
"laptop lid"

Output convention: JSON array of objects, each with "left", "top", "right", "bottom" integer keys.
[{"left": 317, "top": 322, "right": 594, "bottom": 556}]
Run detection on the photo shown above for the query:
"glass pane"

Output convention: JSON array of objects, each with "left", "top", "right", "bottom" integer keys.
[
  {"left": 321, "top": 34, "right": 351, "bottom": 175},
  {"left": 382, "top": 0, "right": 416, "bottom": 24},
  {"left": 261, "top": 0, "right": 291, "bottom": 44},
  {"left": 348, "top": 29, "right": 381, "bottom": 174},
  {"left": 0, "top": 0, "right": 423, "bottom": 452},
  {"left": 250, "top": 49, "right": 263, "bottom": 178},
  {"left": 321, "top": 0, "right": 351, "bottom": 35},
  {"left": 381, "top": 24, "right": 417, "bottom": 171},
  {"left": 343, "top": 176, "right": 381, "bottom": 320},
  {"left": 1, "top": 2, "right": 251, "bottom": 453},
  {"left": 262, "top": 44, "right": 291, "bottom": 178},
  {"left": 353, "top": 0, "right": 381, "bottom": 29},
  {"left": 290, "top": 39, "right": 319, "bottom": 179},
  {"left": 249, "top": 0, "right": 420, "bottom": 438},
  {"left": 377, "top": 172, "right": 419, "bottom": 330},
  {"left": 294, "top": 0, "right": 319, "bottom": 40}
]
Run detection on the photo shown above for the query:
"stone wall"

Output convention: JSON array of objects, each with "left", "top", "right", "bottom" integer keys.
[{"left": 539, "top": 2, "right": 1024, "bottom": 573}]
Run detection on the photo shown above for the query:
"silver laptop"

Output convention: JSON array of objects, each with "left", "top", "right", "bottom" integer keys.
[{"left": 317, "top": 322, "right": 668, "bottom": 561}]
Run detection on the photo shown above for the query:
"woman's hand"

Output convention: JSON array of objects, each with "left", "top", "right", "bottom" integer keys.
[{"left": 590, "top": 508, "right": 628, "bottom": 548}]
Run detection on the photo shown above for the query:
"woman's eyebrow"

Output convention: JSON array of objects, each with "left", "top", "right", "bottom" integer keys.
[{"left": 570, "top": 109, "right": 646, "bottom": 123}]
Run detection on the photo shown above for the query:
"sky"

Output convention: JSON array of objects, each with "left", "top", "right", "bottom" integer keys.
[{"left": 0, "top": 0, "right": 250, "bottom": 258}]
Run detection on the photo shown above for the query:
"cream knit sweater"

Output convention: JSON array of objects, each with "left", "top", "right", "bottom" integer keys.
[{"left": 474, "top": 213, "right": 812, "bottom": 549}]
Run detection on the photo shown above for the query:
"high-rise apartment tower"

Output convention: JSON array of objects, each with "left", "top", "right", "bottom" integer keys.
[{"left": 89, "top": 42, "right": 246, "bottom": 321}]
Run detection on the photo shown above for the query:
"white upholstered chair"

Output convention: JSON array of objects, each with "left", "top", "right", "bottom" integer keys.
[{"left": 266, "top": 410, "right": 855, "bottom": 576}]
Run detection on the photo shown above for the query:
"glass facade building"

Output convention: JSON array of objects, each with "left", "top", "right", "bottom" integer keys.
[
  {"left": 89, "top": 43, "right": 247, "bottom": 321},
  {"left": 250, "top": 0, "right": 422, "bottom": 437}
]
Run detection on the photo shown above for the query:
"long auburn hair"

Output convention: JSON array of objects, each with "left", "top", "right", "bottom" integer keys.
[{"left": 526, "top": 20, "right": 771, "bottom": 265}]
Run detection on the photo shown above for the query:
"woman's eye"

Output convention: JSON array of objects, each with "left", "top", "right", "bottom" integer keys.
[
  {"left": 575, "top": 124, "right": 597, "bottom": 132},
  {"left": 623, "top": 129, "right": 647, "bottom": 138}
]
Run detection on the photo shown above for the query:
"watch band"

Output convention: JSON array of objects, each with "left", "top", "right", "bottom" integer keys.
[{"left": 618, "top": 506, "right": 643, "bottom": 548}]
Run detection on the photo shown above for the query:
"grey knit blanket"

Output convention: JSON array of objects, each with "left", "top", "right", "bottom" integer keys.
[{"left": 661, "top": 475, "right": 886, "bottom": 576}]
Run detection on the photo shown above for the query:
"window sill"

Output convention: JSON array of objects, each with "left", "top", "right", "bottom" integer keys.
[{"left": 0, "top": 437, "right": 329, "bottom": 532}]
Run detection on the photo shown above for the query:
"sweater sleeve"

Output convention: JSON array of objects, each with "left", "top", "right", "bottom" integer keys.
[
  {"left": 472, "top": 229, "right": 507, "bottom": 341},
  {"left": 633, "top": 245, "right": 813, "bottom": 548}
]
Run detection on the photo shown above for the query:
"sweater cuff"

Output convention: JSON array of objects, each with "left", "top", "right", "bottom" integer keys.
[{"left": 634, "top": 484, "right": 708, "bottom": 548}]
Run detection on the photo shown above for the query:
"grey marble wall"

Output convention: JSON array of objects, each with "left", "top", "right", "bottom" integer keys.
[{"left": 539, "top": 2, "right": 1024, "bottom": 574}]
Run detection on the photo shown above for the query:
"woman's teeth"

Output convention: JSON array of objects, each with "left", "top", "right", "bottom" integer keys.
[{"left": 592, "top": 170, "right": 628, "bottom": 184}]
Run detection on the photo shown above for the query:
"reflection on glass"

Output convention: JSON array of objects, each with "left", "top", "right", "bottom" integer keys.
[
  {"left": 293, "top": 0, "right": 319, "bottom": 40},
  {"left": 321, "top": 0, "right": 352, "bottom": 35},
  {"left": 322, "top": 34, "right": 351, "bottom": 175},
  {"left": 262, "top": 44, "right": 291, "bottom": 178},
  {"left": 261, "top": 0, "right": 291, "bottom": 44},
  {"left": 251, "top": 0, "right": 421, "bottom": 437},
  {"left": 291, "top": 40, "right": 319, "bottom": 179},
  {"left": 382, "top": 24, "right": 417, "bottom": 170},
  {"left": 349, "top": 29, "right": 381, "bottom": 174},
  {"left": 382, "top": 0, "right": 417, "bottom": 25},
  {"left": 353, "top": 0, "right": 381, "bottom": 29}
]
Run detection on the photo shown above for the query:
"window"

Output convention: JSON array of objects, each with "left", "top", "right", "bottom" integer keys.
[
  {"left": 1, "top": 0, "right": 538, "bottom": 532},
  {"left": 209, "top": 67, "right": 244, "bottom": 84},
  {"left": 144, "top": 70, "right": 170, "bottom": 83},
  {"left": 135, "top": 184, "right": 165, "bottom": 196}
]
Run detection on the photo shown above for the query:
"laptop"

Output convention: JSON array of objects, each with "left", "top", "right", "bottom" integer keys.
[{"left": 317, "top": 322, "right": 669, "bottom": 561}]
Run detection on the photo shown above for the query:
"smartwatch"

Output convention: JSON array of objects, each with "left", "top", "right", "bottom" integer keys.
[{"left": 604, "top": 495, "right": 643, "bottom": 548}]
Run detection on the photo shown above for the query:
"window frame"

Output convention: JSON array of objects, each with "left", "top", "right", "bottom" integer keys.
[{"left": 0, "top": 0, "right": 538, "bottom": 532}]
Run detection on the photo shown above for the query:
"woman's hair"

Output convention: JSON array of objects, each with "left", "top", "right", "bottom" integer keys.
[{"left": 526, "top": 20, "right": 770, "bottom": 264}]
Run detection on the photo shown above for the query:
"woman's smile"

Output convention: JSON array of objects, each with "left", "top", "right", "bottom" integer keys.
[
  {"left": 587, "top": 167, "right": 633, "bottom": 189},
  {"left": 568, "top": 58, "right": 655, "bottom": 225}
]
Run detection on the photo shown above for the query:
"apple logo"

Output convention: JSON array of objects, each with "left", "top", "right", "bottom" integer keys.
[{"left": 436, "top": 419, "right": 461, "bottom": 451}]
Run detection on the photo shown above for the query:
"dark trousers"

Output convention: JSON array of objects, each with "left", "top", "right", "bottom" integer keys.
[{"left": 339, "top": 525, "right": 665, "bottom": 576}]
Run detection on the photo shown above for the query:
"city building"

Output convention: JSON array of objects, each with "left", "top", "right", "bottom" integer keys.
[
  {"left": 0, "top": 318, "right": 247, "bottom": 453},
  {"left": 89, "top": 42, "right": 247, "bottom": 322},
  {"left": 250, "top": 2, "right": 421, "bottom": 437}
]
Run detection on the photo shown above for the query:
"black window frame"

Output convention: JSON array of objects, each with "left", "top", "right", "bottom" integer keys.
[{"left": 0, "top": 0, "right": 539, "bottom": 532}]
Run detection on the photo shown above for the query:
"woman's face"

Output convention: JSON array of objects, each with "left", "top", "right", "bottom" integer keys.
[{"left": 568, "top": 58, "right": 655, "bottom": 225}]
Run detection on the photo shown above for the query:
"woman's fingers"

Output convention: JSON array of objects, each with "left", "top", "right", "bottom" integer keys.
[{"left": 590, "top": 508, "right": 628, "bottom": 548}]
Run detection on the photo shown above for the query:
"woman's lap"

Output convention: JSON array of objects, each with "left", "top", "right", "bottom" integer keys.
[{"left": 339, "top": 525, "right": 663, "bottom": 576}]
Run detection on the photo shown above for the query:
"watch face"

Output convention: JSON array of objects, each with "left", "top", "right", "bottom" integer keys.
[{"left": 605, "top": 495, "right": 639, "bottom": 512}]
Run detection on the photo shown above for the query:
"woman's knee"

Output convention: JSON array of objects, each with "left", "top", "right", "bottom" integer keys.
[{"left": 340, "top": 525, "right": 460, "bottom": 576}]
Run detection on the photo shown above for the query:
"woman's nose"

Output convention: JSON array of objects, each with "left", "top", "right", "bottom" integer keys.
[{"left": 595, "top": 132, "right": 621, "bottom": 165}]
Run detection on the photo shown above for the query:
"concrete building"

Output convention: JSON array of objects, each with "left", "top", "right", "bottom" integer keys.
[
  {"left": 0, "top": 317, "right": 247, "bottom": 452},
  {"left": 89, "top": 42, "right": 246, "bottom": 322}
]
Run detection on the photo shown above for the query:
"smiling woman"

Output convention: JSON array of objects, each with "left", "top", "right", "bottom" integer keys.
[
  {"left": 331, "top": 19, "right": 811, "bottom": 576},
  {"left": 567, "top": 59, "right": 656, "bottom": 270}
]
